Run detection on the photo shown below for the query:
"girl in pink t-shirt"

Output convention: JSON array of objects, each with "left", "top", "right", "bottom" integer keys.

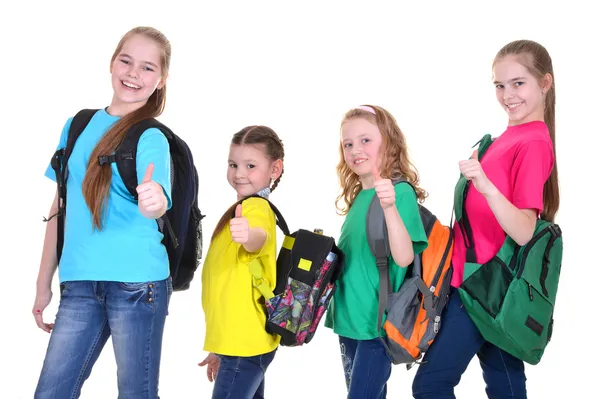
[{"left": 412, "top": 40, "right": 560, "bottom": 399}]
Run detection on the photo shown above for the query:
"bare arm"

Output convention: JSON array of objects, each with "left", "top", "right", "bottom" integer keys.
[
  {"left": 484, "top": 188, "right": 537, "bottom": 246},
  {"left": 242, "top": 228, "right": 267, "bottom": 253},
  {"left": 383, "top": 206, "right": 414, "bottom": 267},
  {"left": 33, "top": 191, "right": 60, "bottom": 332},
  {"left": 459, "top": 155, "right": 538, "bottom": 246},
  {"left": 37, "top": 191, "right": 59, "bottom": 290}
]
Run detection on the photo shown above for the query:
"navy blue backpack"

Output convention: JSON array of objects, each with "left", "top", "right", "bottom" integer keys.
[{"left": 48, "top": 109, "right": 204, "bottom": 291}]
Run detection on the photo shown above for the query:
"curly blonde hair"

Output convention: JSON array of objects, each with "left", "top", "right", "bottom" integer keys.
[{"left": 336, "top": 105, "right": 427, "bottom": 215}]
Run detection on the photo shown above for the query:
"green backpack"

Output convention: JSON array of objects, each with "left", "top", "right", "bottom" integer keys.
[{"left": 454, "top": 134, "right": 563, "bottom": 365}]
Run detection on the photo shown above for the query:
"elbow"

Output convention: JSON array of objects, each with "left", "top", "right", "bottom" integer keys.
[
  {"left": 515, "top": 231, "right": 535, "bottom": 247},
  {"left": 514, "top": 217, "right": 537, "bottom": 246},
  {"left": 393, "top": 252, "right": 414, "bottom": 268}
]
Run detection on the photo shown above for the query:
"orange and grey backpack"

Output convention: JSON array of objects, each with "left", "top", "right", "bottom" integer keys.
[{"left": 367, "top": 179, "right": 453, "bottom": 367}]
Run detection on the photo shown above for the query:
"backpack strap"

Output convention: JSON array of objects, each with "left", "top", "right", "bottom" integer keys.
[
  {"left": 49, "top": 109, "right": 98, "bottom": 261},
  {"left": 367, "top": 179, "right": 440, "bottom": 360},
  {"left": 454, "top": 133, "right": 494, "bottom": 263},
  {"left": 98, "top": 118, "right": 178, "bottom": 246},
  {"left": 234, "top": 195, "right": 291, "bottom": 300},
  {"left": 366, "top": 179, "right": 431, "bottom": 337}
]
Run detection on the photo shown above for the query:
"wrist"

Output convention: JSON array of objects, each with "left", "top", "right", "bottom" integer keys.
[
  {"left": 36, "top": 280, "right": 52, "bottom": 293},
  {"left": 482, "top": 183, "right": 500, "bottom": 199},
  {"left": 382, "top": 202, "right": 397, "bottom": 212}
]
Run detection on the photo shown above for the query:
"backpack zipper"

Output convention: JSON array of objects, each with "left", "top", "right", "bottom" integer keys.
[
  {"left": 516, "top": 226, "right": 556, "bottom": 279},
  {"left": 429, "top": 227, "right": 453, "bottom": 291}
]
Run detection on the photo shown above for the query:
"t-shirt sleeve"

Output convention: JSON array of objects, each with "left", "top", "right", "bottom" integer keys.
[
  {"left": 44, "top": 117, "right": 73, "bottom": 182},
  {"left": 511, "top": 139, "right": 554, "bottom": 213},
  {"left": 136, "top": 128, "right": 172, "bottom": 209},
  {"left": 237, "top": 197, "right": 276, "bottom": 263},
  {"left": 394, "top": 183, "right": 428, "bottom": 257}
]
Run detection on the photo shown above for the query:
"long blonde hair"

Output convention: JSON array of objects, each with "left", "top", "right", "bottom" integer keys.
[{"left": 336, "top": 105, "right": 427, "bottom": 215}]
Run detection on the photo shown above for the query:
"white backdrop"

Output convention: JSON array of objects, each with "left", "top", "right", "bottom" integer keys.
[{"left": 1, "top": 0, "right": 598, "bottom": 397}]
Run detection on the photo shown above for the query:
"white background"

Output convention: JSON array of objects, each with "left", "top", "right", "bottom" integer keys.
[{"left": 1, "top": 0, "right": 598, "bottom": 397}]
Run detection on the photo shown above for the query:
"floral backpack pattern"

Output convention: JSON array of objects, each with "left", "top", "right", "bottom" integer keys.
[{"left": 243, "top": 196, "right": 344, "bottom": 347}]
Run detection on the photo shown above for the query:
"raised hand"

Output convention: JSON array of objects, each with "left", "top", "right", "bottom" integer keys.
[
  {"left": 136, "top": 163, "right": 167, "bottom": 218},
  {"left": 230, "top": 204, "right": 250, "bottom": 244},
  {"left": 458, "top": 149, "right": 496, "bottom": 196},
  {"left": 372, "top": 163, "right": 396, "bottom": 209}
]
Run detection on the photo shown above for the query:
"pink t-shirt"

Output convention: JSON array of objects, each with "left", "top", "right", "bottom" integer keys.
[{"left": 451, "top": 120, "right": 555, "bottom": 288}]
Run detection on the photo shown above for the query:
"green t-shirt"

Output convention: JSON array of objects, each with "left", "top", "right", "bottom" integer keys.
[{"left": 324, "top": 183, "right": 428, "bottom": 340}]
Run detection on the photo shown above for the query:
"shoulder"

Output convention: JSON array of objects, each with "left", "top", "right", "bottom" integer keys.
[
  {"left": 139, "top": 127, "right": 168, "bottom": 141},
  {"left": 512, "top": 122, "right": 553, "bottom": 152},
  {"left": 137, "top": 127, "right": 170, "bottom": 151},
  {"left": 394, "top": 181, "right": 418, "bottom": 200},
  {"left": 242, "top": 197, "right": 273, "bottom": 215}
]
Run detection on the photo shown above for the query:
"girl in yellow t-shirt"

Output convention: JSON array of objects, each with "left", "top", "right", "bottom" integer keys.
[{"left": 199, "top": 125, "right": 285, "bottom": 399}]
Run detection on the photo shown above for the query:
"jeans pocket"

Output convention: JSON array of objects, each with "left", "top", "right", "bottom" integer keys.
[
  {"left": 117, "top": 282, "right": 155, "bottom": 313},
  {"left": 118, "top": 282, "right": 150, "bottom": 291}
]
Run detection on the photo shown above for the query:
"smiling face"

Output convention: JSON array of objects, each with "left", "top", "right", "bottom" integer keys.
[
  {"left": 341, "top": 117, "right": 383, "bottom": 186},
  {"left": 493, "top": 54, "right": 549, "bottom": 126},
  {"left": 109, "top": 34, "right": 166, "bottom": 114},
  {"left": 227, "top": 143, "right": 282, "bottom": 199}
]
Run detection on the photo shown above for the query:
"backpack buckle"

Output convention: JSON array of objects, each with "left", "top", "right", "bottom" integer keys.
[
  {"left": 549, "top": 224, "right": 561, "bottom": 238},
  {"left": 252, "top": 277, "right": 265, "bottom": 288},
  {"left": 98, "top": 155, "right": 116, "bottom": 166}
]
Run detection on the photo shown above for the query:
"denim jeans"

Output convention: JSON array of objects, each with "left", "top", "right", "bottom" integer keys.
[
  {"left": 34, "top": 278, "right": 172, "bottom": 399},
  {"left": 412, "top": 288, "right": 527, "bottom": 399},
  {"left": 338, "top": 336, "right": 392, "bottom": 399},
  {"left": 211, "top": 350, "right": 277, "bottom": 399}
]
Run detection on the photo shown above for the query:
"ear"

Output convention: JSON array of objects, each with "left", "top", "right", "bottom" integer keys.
[
  {"left": 541, "top": 72, "right": 553, "bottom": 94},
  {"left": 271, "top": 159, "right": 283, "bottom": 180},
  {"left": 157, "top": 75, "right": 167, "bottom": 90}
]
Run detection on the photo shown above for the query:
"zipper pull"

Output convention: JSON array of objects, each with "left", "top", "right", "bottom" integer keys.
[
  {"left": 433, "top": 315, "right": 441, "bottom": 333},
  {"left": 528, "top": 284, "right": 534, "bottom": 301}
]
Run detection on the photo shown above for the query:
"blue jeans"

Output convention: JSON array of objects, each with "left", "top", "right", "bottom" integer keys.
[
  {"left": 338, "top": 336, "right": 392, "bottom": 399},
  {"left": 412, "top": 288, "right": 527, "bottom": 399},
  {"left": 212, "top": 350, "right": 277, "bottom": 399},
  {"left": 34, "top": 278, "right": 172, "bottom": 399}
]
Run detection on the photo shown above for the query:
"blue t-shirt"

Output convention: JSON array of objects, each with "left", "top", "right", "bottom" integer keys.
[{"left": 45, "top": 109, "right": 172, "bottom": 283}]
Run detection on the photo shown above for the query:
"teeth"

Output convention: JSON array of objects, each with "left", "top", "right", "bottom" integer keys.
[
  {"left": 122, "top": 81, "right": 140, "bottom": 89},
  {"left": 355, "top": 159, "right": 366, "bottom": 165},
  {"left": 507, "top": 103, "right": 522, "bottom": 109}
]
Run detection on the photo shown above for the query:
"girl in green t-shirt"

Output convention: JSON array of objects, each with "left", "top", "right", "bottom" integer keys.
[{"left": 324, "top": 105, "right": 428, "bottom": 398}]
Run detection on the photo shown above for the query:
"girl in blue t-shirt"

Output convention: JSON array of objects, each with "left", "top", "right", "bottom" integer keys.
[{"left": 33, "top": 26, "right": 174, "bottom": 399}]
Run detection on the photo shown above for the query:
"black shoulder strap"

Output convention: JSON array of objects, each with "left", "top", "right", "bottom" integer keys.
[
  {"left": 237, "top": 195, "right": 291, "bottom": 236},
  {"left": 65, "top": 109, "right": 99, "bottom": 163},
  {"left": 111, "top": 118, "right": 174, "bottom": 199},
  {"left": 49, "top": 109, "right": 98, "bottom": 261}
]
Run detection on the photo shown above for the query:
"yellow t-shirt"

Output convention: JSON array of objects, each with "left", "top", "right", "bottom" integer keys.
[{"left": 202, "top": 197, "right": 280, "bottom": 356}]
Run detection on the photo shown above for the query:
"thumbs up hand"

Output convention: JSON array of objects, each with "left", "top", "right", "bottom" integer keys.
[
  {"left": 136, "top": 163, "right": 167, "bottom": 218},
  {"left": 458, "top": 149, "right": 495, "bottom": 197},
  {"left": 372, "top": 163, "right": 396, "bottom": 210},
  {"left": 230, "top": 204, "right": 250, "bottom": 244}
]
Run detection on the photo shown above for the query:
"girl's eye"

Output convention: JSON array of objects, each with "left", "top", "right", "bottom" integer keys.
[
  {"left": 514, "top": 81, "right": 524, "bottom": 87},
  {"left": 343, "top": 143, "right": 352, "bottom": 148},
  {"left": 247, "top": 164, "right": 255, "bottom": 169},
  {"left": 120, "top": 59, "right": 130, "bottom": 65},
  {"left": 228, "top": 163, "right": 237, "bottom": 168},
  {"left": 362, "top": 139, "right": 370, "bottom": 144},
  {"left": 495, "top": 84, "right": 504, "bottom": 89},
  {"left": 143, "top": 66, "right": 155, "bottom": 72}
]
